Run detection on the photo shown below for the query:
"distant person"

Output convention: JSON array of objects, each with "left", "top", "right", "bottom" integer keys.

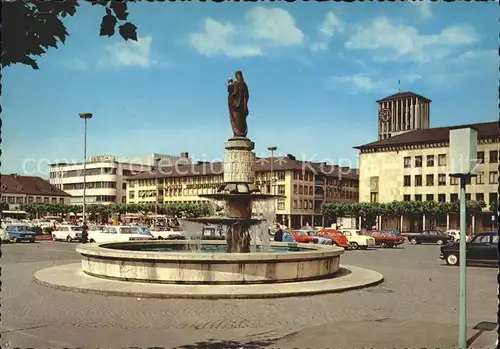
[
  {"left": 81, "top": 222, "right": 89, "bottom": 244},
  {"left": 274, "top": 224, "right": 284, "bottom": 242}
]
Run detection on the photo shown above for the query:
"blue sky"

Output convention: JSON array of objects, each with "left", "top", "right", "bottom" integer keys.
[{"left": 2, "top": 1, "right": 498, "bottom": 176}]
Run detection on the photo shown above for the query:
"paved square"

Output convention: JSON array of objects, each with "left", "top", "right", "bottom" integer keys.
[{"left": 1, "top": 241, "right": 497, "bottom": 348}]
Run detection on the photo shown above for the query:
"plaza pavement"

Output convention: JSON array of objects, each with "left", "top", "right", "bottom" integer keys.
[{"left": 1, "top": 241, "right": 497, "bottom": 348}]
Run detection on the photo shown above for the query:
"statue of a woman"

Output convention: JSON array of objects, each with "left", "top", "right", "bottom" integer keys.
[{"left": 227, "top": 71, "right": 250, "bottom": 138}]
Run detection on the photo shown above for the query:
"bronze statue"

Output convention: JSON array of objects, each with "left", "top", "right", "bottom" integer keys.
[{"left": 227, "top": 71, "right": 250, "bottom": 138}]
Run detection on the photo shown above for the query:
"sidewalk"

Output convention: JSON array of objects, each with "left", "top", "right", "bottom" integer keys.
[{"left": 268, "top": 319, "right": 497, "bottom": 349}]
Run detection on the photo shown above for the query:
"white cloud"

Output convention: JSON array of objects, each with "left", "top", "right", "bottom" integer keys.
[
  {"left": 311, "top": 12, "right": 344, "bottom": 52},
  {"left": 325, "top": 73, "right": 422, "bottom": 94},
  {"left": 188, "top": 7, "right": 304, "bottom": 58},
  {"left": 410, "top": 0, "right": 432, "bottom": 19},
  {"left": 104, "top": 36, "right": 154, "bottom": 68},
  {"left": 453, "top": 49, "right": 497, "bottom": 65},
  {"left": 345, "top": 17, "right": 480, "bottom": 62}
]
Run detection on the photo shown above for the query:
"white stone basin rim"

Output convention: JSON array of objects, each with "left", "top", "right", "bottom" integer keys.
[
  {"left": 76, "top": 241, "right": 344, "bottom": 285},
  {"left": 76, "top": 241, "right": 344, "bottom": 263}
]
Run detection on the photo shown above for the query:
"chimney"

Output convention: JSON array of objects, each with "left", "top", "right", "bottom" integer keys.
[{"left": 180, "top": 152, "right": 189, "bottom": 159}]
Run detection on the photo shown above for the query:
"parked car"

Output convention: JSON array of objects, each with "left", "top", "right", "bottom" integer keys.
[
  {"left": 408, "top": 230, "right": 454, "bottom": 245},
  {"left": 290, "top": 230, "right": 332, "bottom": 245},
  {"left": 342, "top": 229, "right": 376, "bottom": 250},
  {"left": 316, "top": 229, "right": 350, "bottom": 248},
  {"left": 6, "top": 225, "right": 37, "bottom": 243},
  {"left": 366, "top": 231, "right": 405, "bottom": 248},
  {"left": 440, "top": 231, "right": 498, "bottom": 266},
  {"left": 382, "top": 229, "right": 402, "bottom": 236},
  {"left": 88, "top": 226, "right": 155, "bottom": 243},
  {"left": 150, "top": 226, "right": 186, "bottom": 240},
  {"left": 444, "top": 229, "right": 471, "bottom": 243},
  {"left": 52, "top": 225, "right": 83, "bottom": 242},
  {"left": 0, "top": 228, "right": 10, "bottom": 243}
]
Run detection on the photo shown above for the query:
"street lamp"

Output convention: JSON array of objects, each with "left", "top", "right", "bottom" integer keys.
[
  {"left": 79, "top": 113, "right": 93, "bottom": 224},
  {"left": 154, "top": 157, "right": 161, "bottom": 228},
  {"left": 449, "top": 126, "right": 478, "bottom": 349},
  {"left": 267, "top": 146, "right": 277, "bottom": 194}
]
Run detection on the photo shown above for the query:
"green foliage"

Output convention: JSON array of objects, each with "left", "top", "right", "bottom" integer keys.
[
  {"left": 2, "top": 1, "right": 138, "bottom": 69},
  {"left": 323, "top": 200, "right": 489, "bottom": 220},
  {"left": 19, "top": 203, "right": 210, "bottom": 219}
]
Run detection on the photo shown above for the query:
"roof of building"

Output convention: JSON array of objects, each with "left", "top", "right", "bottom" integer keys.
[
  {"left": 355, "top": 121, "right": 498, "bottom": 150},
  {"left": 126, "top": 156, "right": 359, "bottom": 181},
  {"left": 376, "top": 91, "right": 432, "bottom": 103},
  {"left": 0, "top": 174, "right": 71, "bottom": 197}
]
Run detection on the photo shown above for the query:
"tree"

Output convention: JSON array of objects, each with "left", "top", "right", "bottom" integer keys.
[{"left": 2, "top": 1, "right": 138, "bottom": 69}]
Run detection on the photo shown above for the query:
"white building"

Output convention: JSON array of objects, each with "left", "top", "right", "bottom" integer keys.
[{"left": 48, "top": 153, "right": 191, "bottom": 205}]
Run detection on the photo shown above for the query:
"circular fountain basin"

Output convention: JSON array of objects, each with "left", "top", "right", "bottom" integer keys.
[{"left": 76, "top": 241, "right": 344, "bottom": 285}]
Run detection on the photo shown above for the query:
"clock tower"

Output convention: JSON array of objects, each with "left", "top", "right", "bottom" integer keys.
[{"left": 377, "top": 92, "right": 431, "bottom": 140}]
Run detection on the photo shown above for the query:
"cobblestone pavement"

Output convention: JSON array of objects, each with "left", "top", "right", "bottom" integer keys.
[{"left": 1, "top": 241, "right": 497, "bottom": 348}]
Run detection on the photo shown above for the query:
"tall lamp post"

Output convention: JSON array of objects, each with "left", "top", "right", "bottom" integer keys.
[
  {"left": 449, "top": 126, "right": 478, "bottom": 349},
  {"left": 79, "top": 113, "right": 93, "bottom": 223},
  {"left": 267, "top": 146, "right": 277, "bottom": 194},
  {"left": 154, "top": 157, "right": 161, "bottom": 228}
]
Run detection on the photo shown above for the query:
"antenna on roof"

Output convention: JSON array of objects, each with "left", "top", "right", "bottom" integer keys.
[{"left": 398, "top": 80, "right": 401, "bottom": 92}]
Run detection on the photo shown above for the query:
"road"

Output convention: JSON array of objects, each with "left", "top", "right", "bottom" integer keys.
[{"left": 1, "top": 241, "right": 497, "bottom": 348}]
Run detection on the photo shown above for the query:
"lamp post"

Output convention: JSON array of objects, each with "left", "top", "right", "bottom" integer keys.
[
  {"left": 154, "top": 158, "right": 161, "bottom": 228},
  {"left": 79, "top": 113, "right": 93, "bottom": 224},
  {"left": 449, "top": 126, "right": 478, "bottom": 349},
  {"left": 267, "top": 146, "right": 277, "bottom": 194}
]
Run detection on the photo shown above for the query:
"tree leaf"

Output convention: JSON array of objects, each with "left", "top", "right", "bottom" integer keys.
[
  {"left": 100, "top": 13, "right": 117, "bottom": 37},
  {"left": 110, "top": 1, "right": 129, "bottom": 21},
  {"left": 119, "top": 22, "right": 137, "bottom": 41}
]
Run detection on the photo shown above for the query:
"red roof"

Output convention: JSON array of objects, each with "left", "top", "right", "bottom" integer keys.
[
  {"left": 376, "top": 91, "right": 432, "bottom": 103},
  {"left": 0, "top": 175, "right": 70, "bottom": 197}
]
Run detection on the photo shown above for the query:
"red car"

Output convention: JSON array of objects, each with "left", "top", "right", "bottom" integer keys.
[
  {"left": 289, "top": 230, "right": 320, "bottom": 244},
  {"left": 316, "top": 229, "right": 350, "bottom": 248},
  {"left": 366, "top": 231, "right": 404, "bottom": 248}
]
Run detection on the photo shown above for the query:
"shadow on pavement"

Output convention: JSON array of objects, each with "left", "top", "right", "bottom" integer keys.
[{"left": 174, "top": 339, "right": 273, "bottom": 349}]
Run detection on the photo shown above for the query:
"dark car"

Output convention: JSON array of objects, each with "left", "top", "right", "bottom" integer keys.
[
  {"left": 440, "top": 231, "right": 498, "bottom": 266},
  {"left": 408, "top": 230, "right": 453, "bottom": 245}
]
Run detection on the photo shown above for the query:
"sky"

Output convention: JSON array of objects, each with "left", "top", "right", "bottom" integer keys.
[{"left": 2, "top": 1, "right": 498, "bottom": 177}]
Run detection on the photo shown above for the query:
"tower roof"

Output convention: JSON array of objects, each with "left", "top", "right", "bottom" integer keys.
[{"left": 376, "top": 91, "right": 432, "bottom": 104}]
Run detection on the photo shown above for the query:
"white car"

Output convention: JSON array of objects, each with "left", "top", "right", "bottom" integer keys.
[
  {"left": 342, "top": 229, "right": 376, "bottom": 250},
  {"left": 88, "top": 226, "right": 154, "bottom": 244},
  {"left": 0, "top": 228, "right": 10, "bottom": 243},
  {"left": 445, "top": 229, "right": 471, "bottom": 242},
  {"left": 150, "top": 226, "right": 186, "bottom": 240},
  {"left": 52, "top": 225, "right": 83, "bottom": 242}
]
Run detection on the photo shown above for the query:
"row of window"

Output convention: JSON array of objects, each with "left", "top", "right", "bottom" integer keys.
[
  {"left": 1, "top": 196, "right": 65, "bottom": 205},
  {"left": 293, "top": 200, "right": 315, "bottom": 210},
  {"left": 63, "top": 182, "right": 122, "bottom": 190},
  {"left": 403, "top": 172, "right": 498, "bottom": 187},
  {"left": 403, "top": 150, "right": 499, "bottom": 169},
  {"left": 50, "top": 168, "right": 120, "bottom": 178},
  {"left": 401, "top": 192, "right": 498, "bottom": 204}
]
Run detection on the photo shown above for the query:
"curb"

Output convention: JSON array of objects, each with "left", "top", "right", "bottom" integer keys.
[{"left": 33, "top": 264, "right": 384, "bottom": 300}]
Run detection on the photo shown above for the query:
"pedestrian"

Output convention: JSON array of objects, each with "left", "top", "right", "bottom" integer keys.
[
  {"left": 81, "top": 221, "right": 89, "bottom": 244},
  {"left": 274, "top": 224, "right": 284, "bottom": 242}
]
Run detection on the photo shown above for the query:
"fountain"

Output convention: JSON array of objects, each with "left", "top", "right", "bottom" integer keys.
[{"left": 33, "top": 71, "right": 383, "bottom": 298}]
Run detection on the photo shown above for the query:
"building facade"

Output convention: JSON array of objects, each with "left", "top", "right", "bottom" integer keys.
[
  {"left": 48, "top": 153, "right": 191, "bottom": 205},
  {"left": 126, "top": 154, "right": 359, "bottom": 228},
  {"left": 1, "top": 174, "right": 71, "bottom": 209},
  {"left": 356, "top": 121, "right": 499, "bottom": 232}
]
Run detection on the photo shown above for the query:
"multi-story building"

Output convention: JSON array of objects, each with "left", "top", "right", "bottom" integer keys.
[
  {"left": 356, "top": 91, "right": 498, "bottom": 232},
  {"left": 126, "top": 154, "right": 359, "bottom": 228},
  {"left": 1, "top": 174, "right": 71, "bottom": 209},
  {"left": 48, "top": 153, "right": 191, "bottom": 205}
]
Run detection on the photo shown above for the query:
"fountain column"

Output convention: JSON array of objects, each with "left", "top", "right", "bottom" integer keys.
[{"left": 222, "top": 137, "right": 256, "bottom": 252}]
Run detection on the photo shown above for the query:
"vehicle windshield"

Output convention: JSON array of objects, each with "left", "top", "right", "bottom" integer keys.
[
  {"left": 137, "top": 227, "right": 152, "bottom": 235},
  {"left": 120, "top": 227, "right": 140, "bottom": 234},
  {"left": 8, "top": 225, "right": 31, "bottom": 231},
  {"left": 71, "top": 226, "right": 83, "bottom": 231}
]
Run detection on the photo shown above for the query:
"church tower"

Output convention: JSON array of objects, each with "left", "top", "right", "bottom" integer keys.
[{"left": 377, "top": 92, "right": 431, "bottom": 140}]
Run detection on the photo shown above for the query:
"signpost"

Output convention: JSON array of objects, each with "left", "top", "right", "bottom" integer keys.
[{"left": 449, "top": 127, "right": 478, "bottom": 349}]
